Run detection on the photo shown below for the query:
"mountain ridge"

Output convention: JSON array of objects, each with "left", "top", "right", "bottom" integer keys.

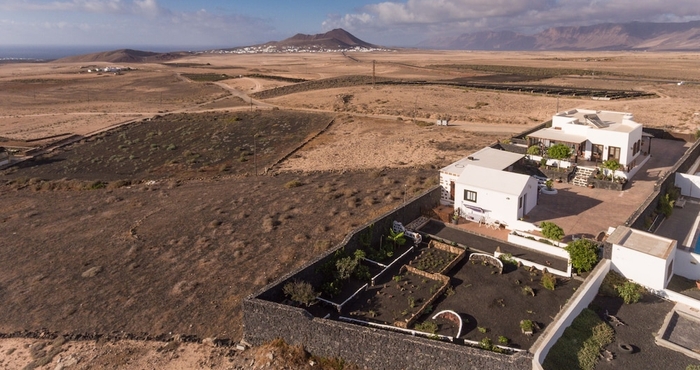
[{"left": 419, "top": 21, "right": 700, "bottom": 51}]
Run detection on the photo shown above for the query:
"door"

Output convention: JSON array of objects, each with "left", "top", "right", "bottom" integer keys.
[
  {"left": 518, "top": 193, "right": 527, "bottom": 218},
  {"left": 608, "top": 146, "right": 620, "bottom": 161},
  {"left": 449, "top": 181, "right": 455, "bottom": 201}
]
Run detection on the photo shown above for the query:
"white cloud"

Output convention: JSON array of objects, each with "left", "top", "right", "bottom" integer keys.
[
  {"left": 0, "top": 0, "right": 278, "bottom": 47},
  {"left": 323, "top": 0, "right": 700, "bottom": 44}
]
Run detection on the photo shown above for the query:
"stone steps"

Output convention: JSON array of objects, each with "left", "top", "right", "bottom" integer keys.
[{"left": 572, "top": 167, "right": 595, "bottom": 187}]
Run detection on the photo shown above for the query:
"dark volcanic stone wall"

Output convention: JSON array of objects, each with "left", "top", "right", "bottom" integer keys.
[
  {"left": 243, "top": 186, "right": 533, "bottom": 370},
  {"left": 243, "top": 299, "right": 532, "bottom": 370}
]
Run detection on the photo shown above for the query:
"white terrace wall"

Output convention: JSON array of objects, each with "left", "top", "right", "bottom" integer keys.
[
  {"left": 531, "top": 259, "right": 611, "bottom": 370},
  {"left": 507, "top": 232, "right": 569, "bottom": 258},
  {"left": 674, "top": 250, "right": 700, "bottom": 281},
  {"left": 676, "top": 173, "right": 700, "bottom": 198}
]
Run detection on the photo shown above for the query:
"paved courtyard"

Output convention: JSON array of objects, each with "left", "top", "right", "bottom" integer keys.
[{"left": 527, "top": 139, "right": 690, "bottom": 239}]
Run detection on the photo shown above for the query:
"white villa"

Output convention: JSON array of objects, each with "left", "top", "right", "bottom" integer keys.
[
  {"left": 528, "top": 109, "right": 648, "bottom": 174},
  {"left": 439, "top": 147, "right": 539, "bottom": 228}
]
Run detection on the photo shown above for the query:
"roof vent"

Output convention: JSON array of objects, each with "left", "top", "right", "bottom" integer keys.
[{"left": 467, "top": 156, "right": 475, "bottom": 161}]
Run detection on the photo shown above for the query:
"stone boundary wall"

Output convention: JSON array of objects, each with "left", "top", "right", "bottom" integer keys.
[
  {"left": 253, "top": 186, "right": 442, "bottom": 304},
  {"left": 625, "top": 139, "right": 700, "bottom": 230},
  {"left": 266, "top": 117, "right": 335, "bottom": 174},
  {"left": 530, "top": 259, "right": 611, "bottom": 370},
  {"left": 243, "top": 298, "right": 533, "bottom": 370},
  {"left": 395, "top": 265, "right": 449, "bottom": 329}
]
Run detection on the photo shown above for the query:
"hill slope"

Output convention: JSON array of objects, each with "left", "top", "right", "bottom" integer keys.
[
  {"left": 56, "top": 49, "right": 190, "bottom": 63},
  {"left": 419, "top": 21, "right": 700, "bottom": 51}
]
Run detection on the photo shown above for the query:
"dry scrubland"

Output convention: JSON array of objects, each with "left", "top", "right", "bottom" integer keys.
[{"left": 1, "top": 50, "right": 699, "bottom": 368}]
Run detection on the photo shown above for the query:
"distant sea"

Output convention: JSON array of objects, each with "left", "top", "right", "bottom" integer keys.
[{"left": 0, "top": 45, "right": 223, "bottom": 61}]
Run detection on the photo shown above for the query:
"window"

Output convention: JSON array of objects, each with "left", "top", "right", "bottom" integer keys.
[
  {"left": 518, "top": 196, "right": 523, "bottom": 209},
  {"left": 464, "top": 190, "right": 477, "bottom": 203}
]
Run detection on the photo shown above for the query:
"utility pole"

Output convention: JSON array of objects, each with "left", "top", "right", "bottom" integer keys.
[{"left": 254, "top": 134, "right": 257, "bottom": 176}]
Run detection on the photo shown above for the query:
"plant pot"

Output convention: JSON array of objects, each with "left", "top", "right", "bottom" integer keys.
[
  {"left": 451, "top": 218, "right": 458, "bottom": 225},
  {"left": 588, "top": 184, "right": 594, "bottom": 189}
]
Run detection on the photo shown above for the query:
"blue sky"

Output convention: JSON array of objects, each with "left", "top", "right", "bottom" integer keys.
[{"left": 0, "top": 0, "right": 698, "bottom": 49}]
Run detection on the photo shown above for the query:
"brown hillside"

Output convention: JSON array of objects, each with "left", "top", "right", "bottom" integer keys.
[{"left": 56, "top": 49, "right": 189, "bottom": 63}]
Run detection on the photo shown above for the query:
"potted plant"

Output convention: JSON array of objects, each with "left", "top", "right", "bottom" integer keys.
[
  {"left": 520, "top": 319, "right": 534, "bottom": 335},
  {"left": 545, "top": 179, "right": 553, "bottom": 191}
]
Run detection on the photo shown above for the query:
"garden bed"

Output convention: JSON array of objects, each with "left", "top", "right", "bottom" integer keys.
[
  {"left": 408, "top": 240, "right": 465, "bottom": 274},
  {"left": 343, "top": 268, "right": 448, "bottom": 329}
]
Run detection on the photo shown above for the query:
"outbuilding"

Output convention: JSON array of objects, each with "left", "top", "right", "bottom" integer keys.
[{"left": 608, "top": 225, "right": 677, "bottom": 291}]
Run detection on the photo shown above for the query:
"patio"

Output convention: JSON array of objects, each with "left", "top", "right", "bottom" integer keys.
[{"left": 526, "top": 138, "right": 690, "bottom": 239}]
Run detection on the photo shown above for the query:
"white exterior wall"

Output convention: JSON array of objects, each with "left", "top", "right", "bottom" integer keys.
[
  {"left": 438, "top": 172, "right": 458, "bottom": 204},
  {"left": 676, "top": 173, "right": 700, "bottom": 198},
  {"left": 551, "top": 114, "right": 642, "bottom": 167},
  {"left": 455, "top": 176, "right": 538, "bottom": 226},
  {"left": 674, "top": 250, "right": 700, "bottom": 281},
  {"left": 611, "top": 245, "right": 673, "bottom": 290}
]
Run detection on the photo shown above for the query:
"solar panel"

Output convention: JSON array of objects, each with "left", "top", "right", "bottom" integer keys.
[{"left": 584, "top": 114, "right": 609, "bottom": 128}]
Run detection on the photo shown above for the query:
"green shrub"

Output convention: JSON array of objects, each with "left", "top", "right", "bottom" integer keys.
[
  {"left": 520, "top": 320, "right": 534, "bottom": 333},
  {"left": 540, "top": 221, "right": 564, "bottom": 241},
  {"left": 617, "top": 281, "right": 643, "bottom": 304},
  {"left": 283, "top": 280, "right": 318, "bottom": 307},
  {"left": 498, "top": 336, "right": 509, "bottom": 345},
  {"left": 565, "top": 239, "right": 599, "bottom": 273},
  {"left": 477, "top": 326, "right": 488, "bottom": 333},
  {"left": 166, "top": 143, "right": 177, "bottom": 150},
  {"left": 353, "top": 264, "right": 371, "bottom": 281},
  {"left": 414, "top": 321, "right": 438, "bottom": 334},
  {"left": 335, "top": 256, "right": 358, "bottom": 280},
  {"left": 284, "top": 179, "right": 303, "bottom": 188},
  {"left": 541, "top": 273, "right": 557, "bottom": 290},
  {"left": 527, "top": 145, "right": 541, "bottom": 156}
]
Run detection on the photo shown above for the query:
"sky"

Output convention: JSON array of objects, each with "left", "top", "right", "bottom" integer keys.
[{"left": 0, "top": 0, "right": 699, "bottom": 50}]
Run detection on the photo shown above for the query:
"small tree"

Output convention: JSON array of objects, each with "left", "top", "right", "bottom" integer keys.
[
  {"left": 565, "top": 239, "right": 599, "bottom": 273},
  {"left": 335, "top": 256, "right": 359, "bottom": 280},
  {"left": 540, "top": 221, "right": 564, "bottom": 241},
  {"left": 527, "top": 145, "right": 541, "bottom": 156},
  {"left": 547, "top": 144, "right": 572, "bottom": 169},
  {"left": 601, "top": 159, "right": 621, "bottom": 180},
  {"left": 387, "top": 228, "right": 407, "bottom": 248},
  {"left": 283, "top": 280, "right": 318, "bottom": 307}
]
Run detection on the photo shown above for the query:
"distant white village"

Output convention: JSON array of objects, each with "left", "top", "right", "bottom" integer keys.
[{"left": 204, "top": 45, "right": 393, "bottom": 55}]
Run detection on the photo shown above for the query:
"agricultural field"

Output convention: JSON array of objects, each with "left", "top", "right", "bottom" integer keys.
[{"left": 2, "top": 110, "right": 333, "bottom": 182}]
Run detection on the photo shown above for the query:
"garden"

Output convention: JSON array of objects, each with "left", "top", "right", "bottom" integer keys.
[{"left": 281, "top": 231, "right": 582, "bottom": 353}]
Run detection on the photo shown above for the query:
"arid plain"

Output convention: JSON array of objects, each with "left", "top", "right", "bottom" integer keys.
[{"left": 1, "top": 50, "right": 699, "bottom": 369}]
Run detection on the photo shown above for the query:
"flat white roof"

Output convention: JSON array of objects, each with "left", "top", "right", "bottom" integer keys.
[
  {"left": 528, "top": 128, "right": 587, "bottom": 143},
  {"left": 607, "top": 225, "right": 676, "bottom": 259},
  {"left": 440, "top": 147, "right": 523, "bottom": 176},
  {"left": 555, "top": 109, "right": 640, "bottom": 133},
  {"left": 457, "top": 165, "right": 534, "bottom": 196}
]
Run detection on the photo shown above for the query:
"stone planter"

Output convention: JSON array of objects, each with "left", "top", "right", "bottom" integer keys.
[{"left": 541, "top": 187, "right": 558, "bottom": 195}]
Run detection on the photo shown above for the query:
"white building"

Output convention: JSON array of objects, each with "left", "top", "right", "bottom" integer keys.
[
  {"left": 608, "top": 225, "right": 677, "bottom": 291},
  {"left": 440, "top": 147, "right": 539, "bottom": 227},
  {"left": 528, "top": 109, "right": 646, "bottom": 172}
]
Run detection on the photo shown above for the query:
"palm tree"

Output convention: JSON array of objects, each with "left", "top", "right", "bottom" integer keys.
[{"left": 387, "top": 228, "right": 407, "bottom": 249}]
